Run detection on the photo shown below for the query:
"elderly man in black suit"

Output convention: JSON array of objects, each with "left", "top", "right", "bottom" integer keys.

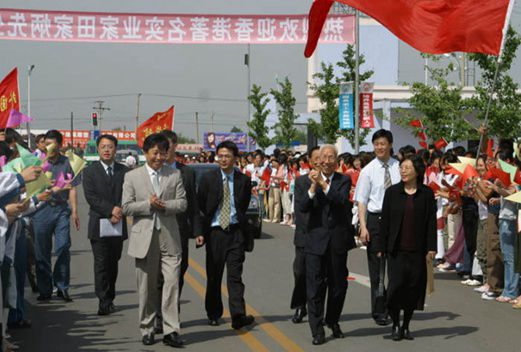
[
  {"left": 298, "top": 144, "right": 356, "bottom": 345},
  {"left": 82, "top": 134, "right": 129, "bottom": 315},
  {"left": 197, "top": 140, "right": 254, "bottom": 330}
]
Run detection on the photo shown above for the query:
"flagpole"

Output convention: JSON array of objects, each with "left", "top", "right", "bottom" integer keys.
[
  {"left": 354, "top": 9, "right": 360, "bottom": 154},
  {"left": 27, "top": 65, "right": 35, "bottom": 150}
]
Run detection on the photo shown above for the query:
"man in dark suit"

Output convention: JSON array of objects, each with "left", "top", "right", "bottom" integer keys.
[
  {"left": 290, "top": 146, "right": 321, "bottom": 324},
  {"left": 197, "top": 140, "right": 254, "bottom": 330},
  {"left": 298, "top": 145, "right": 356, "bottom": 345},
  {"left": 83, "top": 134, "right": 129, "bottom": 315},
  {"left": 154, "top": 130, "right": 203, "bottom": 333}
]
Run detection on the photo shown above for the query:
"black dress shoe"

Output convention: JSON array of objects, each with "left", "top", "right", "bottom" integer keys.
[
  {"left": 375, "top": 317, "right": 392, "bottom": 326},
  {"left": 328, "top": 323, "right": 344, "bottom": 338},
  {"left": 37, "top": 294, "right": 51, "bottom": 301},
  {"left": 57, "top": 289, "right": 73, "bottom": 302},
  {"left": 391, "top": 325, "right": 402, "bottom": 341},
  {"left": 97, "top": 306, "right": 111, "bottom": 316},
  {"left": 142, "top": 333, "right": 155, "bottom": 346},
  {"left": 312, "top": 335, "right": 326, "bottom": 345},
  {"left": 163, "top": 332, "right": 184, "bottom": 348},
  {"left": 231, "top": 315, "right": 255, "bottom": 330},
  {"left": 401, "top": 327, "right": 414, "bottom": 340},
  {"left": 291, "top": 307, "right": 307, "bottom": 324},
  {"left": 109, "top": 303, "right": 116, "bottom": 313},
  {"left": 208, "top": 318, "right": 220, "bottom": 326}
]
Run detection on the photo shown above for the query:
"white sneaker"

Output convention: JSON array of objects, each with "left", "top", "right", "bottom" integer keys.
[
  {"left": 474, "top": 285, "right": 489, "bottom": 293},
  {"left": 481, "top": 292, "right": 497, "bottom": 301},
  {"left": 461, "top": 279, "right": 471, "bottom": 285},
  {"left": 466, "top": 279, "right": 481, "bottom": 287}
]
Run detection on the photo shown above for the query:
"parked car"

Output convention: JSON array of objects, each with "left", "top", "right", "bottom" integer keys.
[{"left": 188, "top": 163, "right": 262, "bottom": 239}]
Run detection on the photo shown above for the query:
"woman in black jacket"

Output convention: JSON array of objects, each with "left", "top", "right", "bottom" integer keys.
[{"left": 377, "top": 155, "right": 437, "bottom": 341}]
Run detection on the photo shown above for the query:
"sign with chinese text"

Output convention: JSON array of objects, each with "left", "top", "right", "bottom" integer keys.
[
  {"left": 203, "top": 132, "right": 256, "bottom": 152},
  {"left": 136, "top": 106, "right": 174, "bottom": 147},
  {"left": 0, "top": 9, "right": 354, "bottom": 44},
  {"left": 0, "top": 68, "right": 20, "bottom": 128},
  {"left": 59, "top": 129, "right": 137, "bottom": 148},
  {"left": 360, "top": 82, "right": 374, "bottom": 128},
  {"left": 339, "top": 82, "right": 354, "bottom": 130}
]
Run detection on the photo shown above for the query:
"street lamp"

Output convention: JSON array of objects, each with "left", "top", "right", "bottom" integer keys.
[{"left": 27, "top": 65, "right": 35, "bottom": 149}]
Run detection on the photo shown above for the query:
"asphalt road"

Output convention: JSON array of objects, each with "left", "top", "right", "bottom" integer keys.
[{"left": 11, "top": 188, "right": 521, "bottom": 352}]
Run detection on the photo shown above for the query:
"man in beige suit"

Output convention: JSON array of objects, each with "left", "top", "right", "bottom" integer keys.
[{"left": 122, "top": 133, "right": 187, "bottom": 348}]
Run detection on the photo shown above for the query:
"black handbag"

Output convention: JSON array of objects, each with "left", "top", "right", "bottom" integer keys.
[{"left": 374, "top": 255, "right": 386, "bottom": 315}]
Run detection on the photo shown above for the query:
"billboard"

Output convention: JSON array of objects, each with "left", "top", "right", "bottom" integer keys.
[{"left": 203, "top": 132, "right": 256, "bottom": 152}]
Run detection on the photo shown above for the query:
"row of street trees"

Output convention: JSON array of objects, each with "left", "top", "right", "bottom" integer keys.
[{"left": 247, "top": 27, "right": 521, "bottom": 152}]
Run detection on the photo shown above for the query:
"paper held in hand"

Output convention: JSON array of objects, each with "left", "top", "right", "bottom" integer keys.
[{"left": 100, "top": 219, "right": 123, "bottom": 237}]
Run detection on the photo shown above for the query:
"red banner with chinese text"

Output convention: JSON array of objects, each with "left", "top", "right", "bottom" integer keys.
[
  {"left": 136, "top": 106, "right": 174, "bottom": 148},
  {"left": 0, "top": 8, "right": 354, "bottom": 45},
  {"left": 359, "top": 82, "right": 374, "bottom": 128},
  {"left": 0, "top": 68, "right": 20, "bottom": 128}
]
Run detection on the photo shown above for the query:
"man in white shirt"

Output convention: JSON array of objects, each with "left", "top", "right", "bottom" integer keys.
[{"left": 355, "top": 129, "right": 400, "bottom": 326}]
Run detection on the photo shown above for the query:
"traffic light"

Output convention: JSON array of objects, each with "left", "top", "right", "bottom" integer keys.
[{"left": 92, "top": 112, "right": 98, "bottom": 127}]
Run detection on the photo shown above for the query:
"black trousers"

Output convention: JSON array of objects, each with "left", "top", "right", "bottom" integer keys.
[
  {"left": 90, "top": 238, "right": 123, "bottom": 308},
  {"left": 366, "top": 212, "right": 387, "bottom": 321},
  {"left": 306, "top": 247, "right": 348, "bottom": 337},
  {"left": 205, "top": 226, "right": 246, "bottom": 320},
  {"left": 291, "top": 246, "right": 307, "bottom": 309},
  {"left": 462, "top": 205, "right": 479, "bottom": 274},
  {"left": 179, "top": 234, "right": 189, "bottom": 297}
]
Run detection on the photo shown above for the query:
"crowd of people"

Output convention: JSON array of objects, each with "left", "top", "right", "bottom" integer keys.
[{"left": 0, "top": 125, "right": 520, "bottom": 350}]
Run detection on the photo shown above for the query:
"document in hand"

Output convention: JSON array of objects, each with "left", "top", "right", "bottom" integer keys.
[{"left": 100, "top": 219, "right": 123, "bottom": 237}]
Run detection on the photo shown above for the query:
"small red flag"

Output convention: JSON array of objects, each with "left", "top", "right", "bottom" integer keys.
[
  {"left": 434, "top": 138, "right": 448, "bottom": 150},
  {"left": 409, "top": 119, "right": 423, "bottom": 128},
  {"left": 261, "top": 167, "right": 271, "bottom": 184},
  {"left": 487, "top": 139, "right": 495, "bottom": 158},
  {"left": 419, "top": 141, "right": 428, "bottom": 149},
  {"left": 462, "top": 164, "right": 479, "bottom": 185},
  {"left": 489, "top": 167, "right": 512, "bottom": 187},
  {"left": 514, "top": 170, "right": 521, "bottom": 185},
  {"left": 136, "top": 106, "right": 174, "bottom": 148},
  {"left": 418, "top": 131, "right": 428, "bottom": 141},
  {"left": 0, "top": 68, "right": 20, "bottom": 129}
]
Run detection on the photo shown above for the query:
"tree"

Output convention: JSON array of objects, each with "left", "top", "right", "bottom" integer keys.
[
  {"left": 177, "top": 133, "right": 196, "bottom": 144},
  {"left": 270, "top": 77, "right": 299, "bottom": 149},
  {"left": 230, "top": 125, "right": 243, "bottom": 133},
  {"left": 308, "top": 44, "right": 374, "bottom": 148},
  {"left": 467, "top": 27, "right": 521, "bottom": 139},
  {"left": 395, "top": 55, "right": 475, "bottom": 142},
  {"left": 247, "top": 84, "right": 272, "bottom": 149}
]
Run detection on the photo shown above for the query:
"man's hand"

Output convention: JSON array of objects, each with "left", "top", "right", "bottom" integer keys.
[
  {"left": 72, "top": 211, "right": 80, "bottom": 231},
  {"left": 195, "top": 235, "right": 205, "bottom": 246},
  {"left": 36, "top": 190, "right": 52, "bottom": 202},
  {"left": 110, "top": 215, "right": 120, "bottom": 224},
  {"left": 309, "top": 170, "right": 319, "bottom": 184},
  {"left": 112, "top": 206, "right": 123, "bottom": 221},
  {"left": 150, "top": 194, "right": 166, "bottom": 210},
  {"left": 20, "top": 166, "right": 42, "bottom": 183},
  {"left": 359, "top": 226, "right": 371, "bottom": 245}
]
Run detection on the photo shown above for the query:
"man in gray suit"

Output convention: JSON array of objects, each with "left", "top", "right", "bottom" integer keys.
[{"left": 122, "top": 133, "right": 187, "bottom": 348}]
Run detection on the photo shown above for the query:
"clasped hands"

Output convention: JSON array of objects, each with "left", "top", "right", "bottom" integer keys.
[
  {"left": 308, "top": 170, "right": 328, "bottom": 192},
  {"left": 149, "top": 194, "right": 166, "bottom": 212}
]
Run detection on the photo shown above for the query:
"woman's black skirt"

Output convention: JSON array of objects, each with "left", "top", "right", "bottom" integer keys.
[{"left": 387, "top": 251, "right": 427, "bottom": 311}]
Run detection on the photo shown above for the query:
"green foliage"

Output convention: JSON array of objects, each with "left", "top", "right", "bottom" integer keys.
[
  {"left": 308, "top": 44, "right": 374, "bottom": 148},
  {"left": 270, "top": 77, "right": 299, "bottom": 149},
  {"left": 247, "top": 84, "right": 272, "bottom": 149},
  {"left": 177, "top": 133, "right": 196, "bottom": 144},
  {"left": 230, "top": 125, "right": 243, "bottom": 133},
  {"left": 467, "top": 27, "right": 521, "bottom": 139}
]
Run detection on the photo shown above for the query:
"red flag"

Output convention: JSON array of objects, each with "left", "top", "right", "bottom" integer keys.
[
  {"left": 136, "top": 106, "right": 174, "bottom": 148},
  {"left": 409, "top": 119, "right": 423, "bottom": 128},
  {"left": 445, "top": 165, "right": 463, "bottom": 177},
  {"left": 514, "top": 170, "right": 521, "bottom": 185},
  {"left": 489, "top": 167, "right": 512, "bottom": 187},
  {"left": 418, "top": 131, "right": 427, "bottom": 141},
  {"left": 462, "top": 164, "right": 479, "bottom": 184},
  {"left": 0, "top": 68, "right": 20, "bottom": 128},
  {"left": 434, "top": 137, "right": 449, "bottom": 150},
  {"left": 487, "top": 139, "right": 495, "bottom": 158},
  {"left": 419, "top": 141, "right": 428, "bottom": 149},
  {"left": 305, "top": 0, "right": 513, "bottom": 58},
  {"left": 428, "top": 182, "right": 440, "bottom": 193},
  {"left": 261, "top": 167, "right": 271, "bottom": 184}
]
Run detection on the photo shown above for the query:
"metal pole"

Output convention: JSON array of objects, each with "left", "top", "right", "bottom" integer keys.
[
  {"left": 135, "top": 93, "right": 142, "bottom": 130},
  {"left": 354, "top": 10, "right": 360, "bottom": 154},
  {"left": 460, "top": 53, "right": 466, "bottom": 87},
  {"left": 424, "top": 57, "right": 429, "bottom": 86},
  {"left": 70, "top": 112, "right": 74, "bottom": 147},
  {"left": 246, "top": 44, "right": 252, "bottom": 152},
  {"left": 195, "top": 112, "right": 200, "bottom": 144},
  {"left": 27, "top": 65, "right": 35, "bottom": 149}
]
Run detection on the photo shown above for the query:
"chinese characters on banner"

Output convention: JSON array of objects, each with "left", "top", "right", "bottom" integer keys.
[
  {"left": 136, "top": 106, "right": 174, "bottom": 147},
  {"left": 0, "top": 68, "right": 20, "bottom": 128},
  {"left": 339, "top": 82, "right": 354, "bottom": 130},
  {"left": 0, "top": 9, "right": 354, "bottom": 44},
  {"left": 360, "top": 82, "right": 374, "bottom": 128},
  {"left": 59, "top": 130, "right": 137, "bottom": 148}
]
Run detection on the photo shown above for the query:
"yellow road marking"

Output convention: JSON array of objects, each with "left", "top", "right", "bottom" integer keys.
[
  {"left": 189, "top": 258, "right": 304, "bottom": 352},
  {"left": 184, "top": 272, "right": 269, "bottom": 352}
]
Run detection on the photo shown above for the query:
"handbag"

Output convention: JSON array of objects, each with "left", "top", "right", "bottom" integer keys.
[{"left": 374, "top": 255, "right": 386, "bottom": 315}]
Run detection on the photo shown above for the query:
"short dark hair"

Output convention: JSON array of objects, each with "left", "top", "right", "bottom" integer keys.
[
  {"left": 371, "top": 129, "right": 393, "bottom": 144},
  {"left": 143, "top": 133, "right": 170, "bottom": 153},
  {"left": 308, "top": 146, "right": 320, "bottom": 159},
  {"left": 4, "top": 128, "right": 23, "bottom": 145},
  {"left": 452, "top": 146, "right": 466, "bottom": 157},
  {"left": 96, "top": 134, "right": 118, "bottom": 148},
  {"left": 216, "top": 140, "right": 239, "bottom": 157},
  {"left": 159, "top": 130, "right": 178, "bottom": 144},
  {"left": 400, "top": 155, "right": 426, "bottom": 185},
  {"left": 254, "top": 150, "right": 264, "bottom": 159},
  {"left": 35, "top": 134, "right": 45, "bottom": 143},
  {"left": 44, "top": 129, "right": 63, "bottom": 146},
  {"left": 0, "top": 141, "right": 13, "bottom": 161}
]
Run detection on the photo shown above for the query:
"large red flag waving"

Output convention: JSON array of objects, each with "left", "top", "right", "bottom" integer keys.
[
  {"left": 136, "top": 106, "right": 174, "bottom": 147},
  {"left": 305, "top": 0, "right": 514, "bottom": 58},
  {"left": 0, "top": 68, "right": 20, "bottom": 128}
]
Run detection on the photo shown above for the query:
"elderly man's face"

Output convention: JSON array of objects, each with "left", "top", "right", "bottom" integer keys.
[{"left": 320, "top": 147, "right": 337, "bottom": 176}]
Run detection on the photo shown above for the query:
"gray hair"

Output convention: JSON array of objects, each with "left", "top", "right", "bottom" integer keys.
[{"left": 320, "top": 144, "right": 338, "bottom": 157}]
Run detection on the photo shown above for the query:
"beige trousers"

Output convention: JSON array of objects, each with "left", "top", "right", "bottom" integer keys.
[
  {"left": 135, "top": 228, "right": 181, "bottom": 336},
  {"left": 268, "top": 187, "right": 281, "bottom": 222}
]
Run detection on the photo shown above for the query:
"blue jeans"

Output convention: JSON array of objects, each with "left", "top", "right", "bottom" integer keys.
[
  {"left": 498, "top": 219, "right": 520, "bottom": 298},
  {"left": 8, "top": 223, "right": 27, "bottom": 325},
  {"left": 33, "top": 204, "right": 71, "bottom": 295}
]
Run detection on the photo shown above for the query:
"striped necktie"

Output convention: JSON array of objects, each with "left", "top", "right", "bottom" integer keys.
[
  {"left": 219, "top": 176, "right": 231, "bottom": 230},
  {"left": 383, "top": 163, "right": 392, "bottom": 189}
]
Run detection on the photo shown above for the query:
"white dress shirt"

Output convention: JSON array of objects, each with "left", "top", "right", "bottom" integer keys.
[
  {"left": 354, "top": 157, "right": 400, "bottom": 213},
  {"left": 100, "top": 160, "right": 115, "bottom": 176}
]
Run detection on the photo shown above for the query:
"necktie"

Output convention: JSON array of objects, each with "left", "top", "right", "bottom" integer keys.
[
  {"left": 219, "top": 176, "right": 231, "bottom": 230},
  {"left": 326, "top": 177, "right": 330, "bottom": 185},
  {"left": 107, "top": 166, "right": 113, "bottom": 179},
  {"left": 152, "top": 171, "right": 161, "bottom": 230},
  {"left": 383, "top": 163, "right": 392, "bottom": 190}
]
